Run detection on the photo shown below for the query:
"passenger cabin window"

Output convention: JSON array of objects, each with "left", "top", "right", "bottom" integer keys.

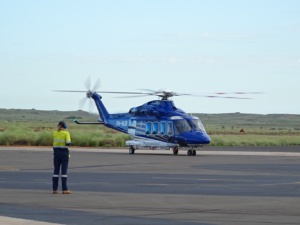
[
  {"left": 145, "top": 121, "right": 174, "bottom": 136},
  {"left": 152, "top": 122, "right": 158, "bottom": 134},
  {"left": 160, "top": 122, "right": 166, "bottom": 135},
  {"left": 167, "top": 122, "right": 174, "bottom": 136},
  {"left": 145, "top": 122, "right": 151, "bottom": 135}
]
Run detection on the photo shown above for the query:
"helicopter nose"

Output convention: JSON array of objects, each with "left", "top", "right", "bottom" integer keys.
[
  {"left": 180, "top": 132, "right": 211, "bottom": 145},
  {"left": 201, "top": 133, "right": 211, "bottom": 144}
]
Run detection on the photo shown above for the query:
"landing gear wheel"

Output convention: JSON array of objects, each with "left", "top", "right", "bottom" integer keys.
[
  {"left": 187, "top": 149, "right": 192, "bottom": 156},
  {"left": 172, "top": 147, "right": 179, "bottom": 155},
  {"left": 192, "top": 150, "right": 196, "bottom": 156},
  {"left": 129, "top": 147, "right": 135, "bottom": 154}
]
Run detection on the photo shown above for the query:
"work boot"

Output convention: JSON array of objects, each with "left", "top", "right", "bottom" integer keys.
[
  {"left": 52, "top": 177, "right": 59, "bottom": 191},
  {"left": 53, "top": 190, "right": 58, "bottom": 194},
  {"left": 62, "top": 190, "right": 72, "bottom": 194}
]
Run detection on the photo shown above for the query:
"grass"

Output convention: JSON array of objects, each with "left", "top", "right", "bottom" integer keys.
[
  {"left": 0, "top": 122, "right": 130, "bottom": 147},
  {"left": 209, "top": 134, "right": 300, "bottom": 146}
]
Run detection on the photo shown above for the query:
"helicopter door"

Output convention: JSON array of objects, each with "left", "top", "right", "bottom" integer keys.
[{"left": 128, "top": 120, "right": 136, "bottom": 138}]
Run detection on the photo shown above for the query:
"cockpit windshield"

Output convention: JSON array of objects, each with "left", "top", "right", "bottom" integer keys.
[
  {"left": 174, "top": 119, "right": 192, "bottom": 133},
  {"left": 191, "top": 119, "right": 206, "bottom": 133}
]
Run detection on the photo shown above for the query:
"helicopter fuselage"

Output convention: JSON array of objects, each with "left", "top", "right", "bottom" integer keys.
[{"left": 88, "top": 92, "right": 211, "bottom": 155}]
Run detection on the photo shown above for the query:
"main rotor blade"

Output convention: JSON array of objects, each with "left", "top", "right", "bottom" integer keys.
[
  {"left": 138, "top": 89, "right": 157, "bottom": 93},
  {"left": 210, "top": 92, "right": 263, "bottom": 95},
  {"left": 193, "top": 95, "right": 252, "bottom": 99},
  {"left": 115, "top": 94, "right": 155, "bottom": 98},
  {"left": 53, "top": 90, "right": 87, "bottom": 93},
  {"left": 97, "top": 91, "right": 150, "bottom": 95},
  {"left": 53, "top": 90, "right": 152, "bottom": 94}
]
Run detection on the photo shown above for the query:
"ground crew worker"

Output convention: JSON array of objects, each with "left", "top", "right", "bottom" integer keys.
[{"left": 52, "top": 121, "right": 72, "bottom": 194}]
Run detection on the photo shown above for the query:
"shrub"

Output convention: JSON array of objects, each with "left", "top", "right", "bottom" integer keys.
[
  {"left": 0, "top": 125, "right": 37, "bottom": 146},
  {"left": 35, "top": 131, "right": 52, "bottom": 146}
]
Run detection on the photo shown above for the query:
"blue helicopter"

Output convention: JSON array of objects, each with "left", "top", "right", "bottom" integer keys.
[{"left": 56, "top": 79, "right": 256, "bottom": 156}]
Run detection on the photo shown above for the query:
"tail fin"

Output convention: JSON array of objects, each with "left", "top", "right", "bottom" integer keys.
[{"left": 91, "top": 92, "right": 110, "bottom": 123}]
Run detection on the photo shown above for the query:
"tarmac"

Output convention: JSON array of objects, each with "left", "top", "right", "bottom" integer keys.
[{"left": 1, "top": 146, "right": 300, "bottom": 225}]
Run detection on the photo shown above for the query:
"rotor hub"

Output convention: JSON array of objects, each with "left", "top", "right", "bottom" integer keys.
[{"left": 86, "top": 90, "right": 93, "bottom": 98}]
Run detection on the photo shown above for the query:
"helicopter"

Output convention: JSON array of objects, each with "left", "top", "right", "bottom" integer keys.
[{"left": 55, "top": 78, "right": 258, "bottom": 156}]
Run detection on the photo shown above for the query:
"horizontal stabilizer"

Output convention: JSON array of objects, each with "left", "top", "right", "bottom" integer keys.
[{"left": 74, "top": 119, "right": 104, "bottom": 125}]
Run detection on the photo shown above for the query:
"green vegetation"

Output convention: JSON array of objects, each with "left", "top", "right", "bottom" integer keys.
[
  {"left": 0, "top": 109, "right": 299, "bottom": 147},
  {"left": 197, "top": 112, "right": 300, "bottom": 146},
  {"left": 0, "top": 109, "right": 130, "bottom": 147},
  {"left": 209, "top": 135, "right": 300, "bottom": 146}
]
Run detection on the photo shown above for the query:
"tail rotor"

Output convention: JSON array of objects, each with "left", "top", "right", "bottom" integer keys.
[
  {"left": 80, "top": 76, "right": 101, "bottom": 112},
  {"left": 53, "top": 76, "right": 101, "bottom": 112}
]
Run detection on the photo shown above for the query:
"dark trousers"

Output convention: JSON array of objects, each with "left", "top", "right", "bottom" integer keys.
[{"left": 52, "top": 148, "right": 69, "bottom": 191}]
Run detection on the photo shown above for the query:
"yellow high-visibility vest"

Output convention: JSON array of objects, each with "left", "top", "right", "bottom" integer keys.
[{"left": 53, "top": 130, "right": 71, "bottom": 147}]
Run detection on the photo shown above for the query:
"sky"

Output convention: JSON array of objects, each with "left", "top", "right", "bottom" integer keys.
[{"left": 1, "top": 0, "right": 300, "bottom": 115}]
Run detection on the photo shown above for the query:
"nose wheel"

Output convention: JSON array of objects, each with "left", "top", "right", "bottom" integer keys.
[{"left": 187, "top": 149, "right": 196, "bottom": 156}]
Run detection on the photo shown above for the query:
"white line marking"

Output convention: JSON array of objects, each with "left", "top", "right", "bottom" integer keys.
[
  {"left": 0, "top": 216, "right": 63, "bottom": 225},
  {"left": 198, "top": 151, "right": 300, "bottom": 157}
]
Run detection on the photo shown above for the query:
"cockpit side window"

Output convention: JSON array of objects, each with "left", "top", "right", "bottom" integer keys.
[{"left": 174, "top": 119, "right": 192, "bottom": 133}]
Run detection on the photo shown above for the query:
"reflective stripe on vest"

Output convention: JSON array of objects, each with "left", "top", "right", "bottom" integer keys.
[{"left": 53, "top": 130, "right": 71, "bottom": 147}]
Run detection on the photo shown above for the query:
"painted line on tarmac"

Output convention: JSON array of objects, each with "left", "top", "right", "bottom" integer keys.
[
  {"left": 198, "top": 151, "right": 300, "bottom": 157},
  {"left": 0, "top": 216, "right": 63, "bottom": 225}
]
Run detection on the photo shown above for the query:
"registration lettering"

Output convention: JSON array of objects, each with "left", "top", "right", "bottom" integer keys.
[{"left": 116, "top": 120, "right": 128, "bottom": 127}]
